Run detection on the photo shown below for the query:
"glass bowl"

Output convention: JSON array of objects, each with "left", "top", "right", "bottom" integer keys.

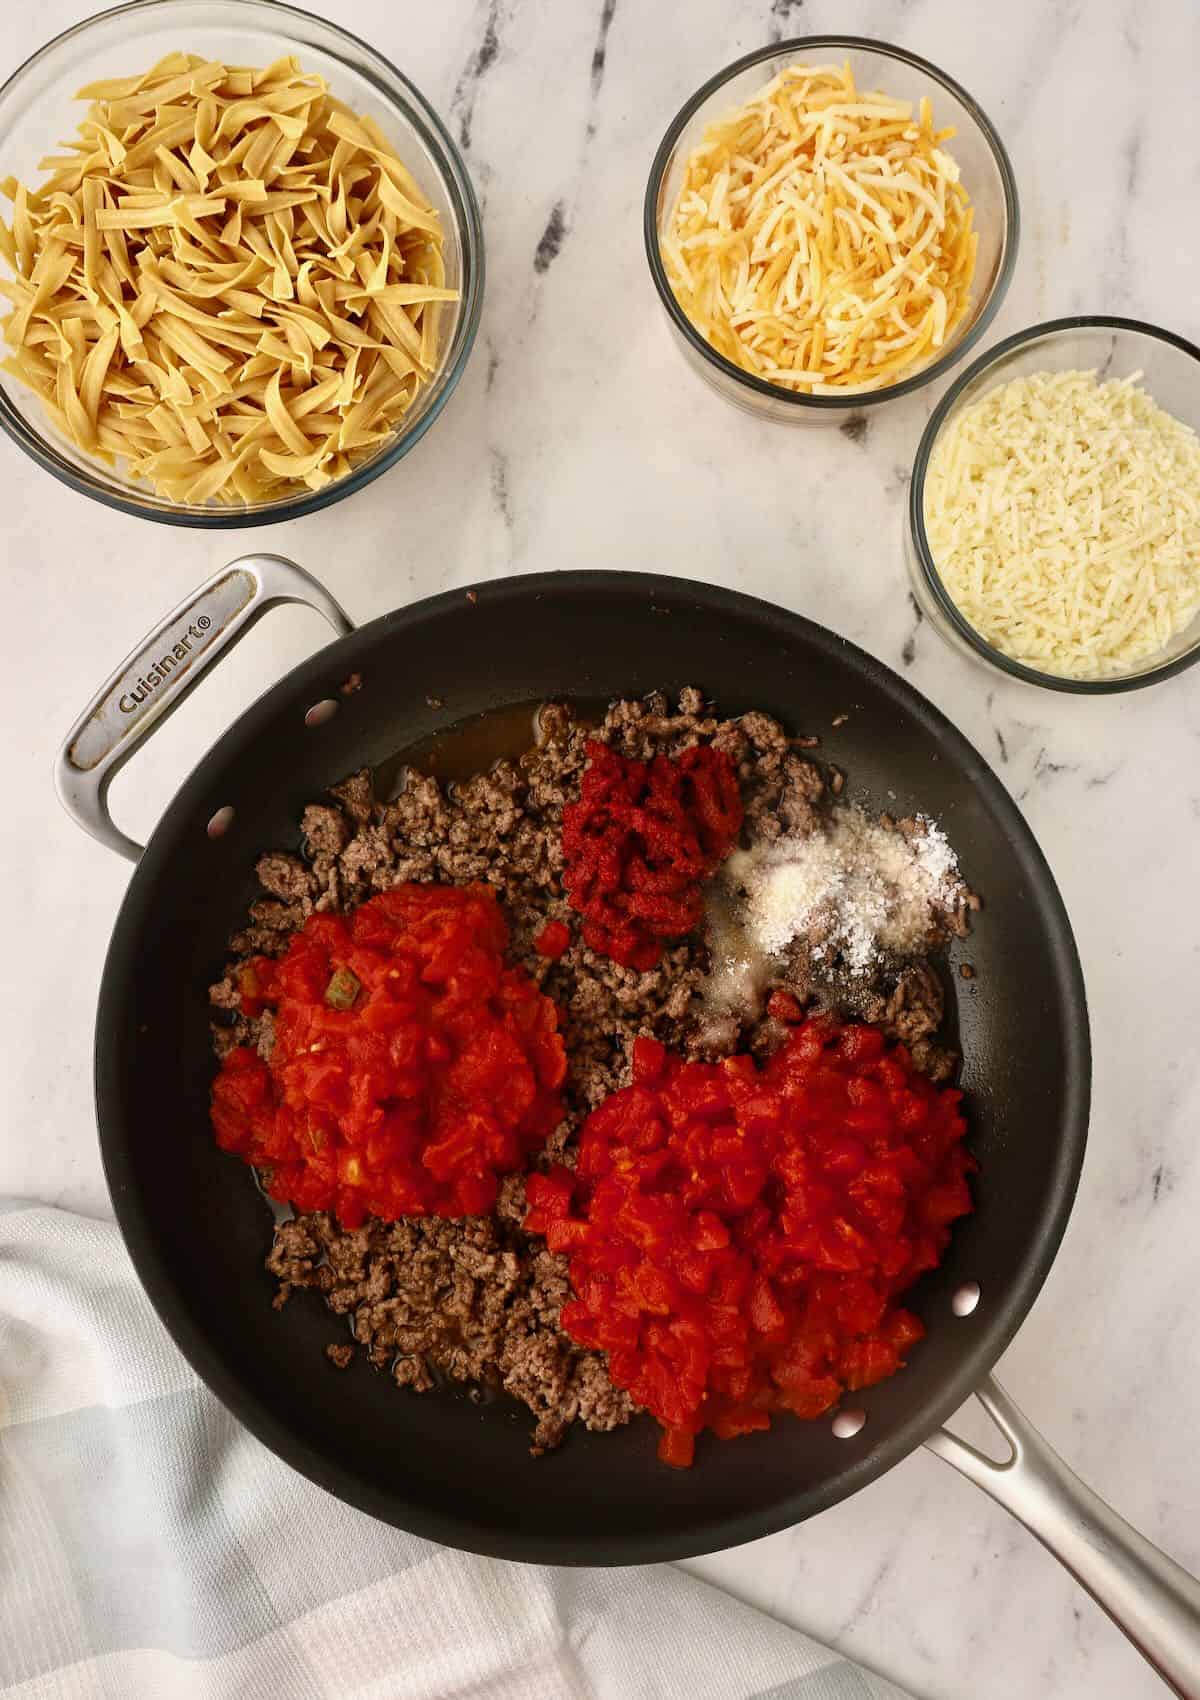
[
  {"left": 906, "top": 316, "right": 1200, "bottom": 693},
  {"left": 0, "top": 0, "right": 484, "bottom": 527},
  {"left": 644, "top": 36, "right": 1018, "bottom": 424}
]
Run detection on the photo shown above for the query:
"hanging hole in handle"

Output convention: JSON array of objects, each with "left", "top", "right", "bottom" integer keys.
[
  {"left": 305, "top": 698, "right": 340, "bottom": 728},
  {"left": 952, "top": 1280, "right": 981, "bottom": 1317},
  {"left": 207, "top": 805, "right": 236, "bottom": 839},
  {"left": 832, "top": 1408, "right": 867, "bottom": 1439}
]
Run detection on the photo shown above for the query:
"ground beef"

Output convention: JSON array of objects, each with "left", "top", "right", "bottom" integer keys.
[
  {"left": 268, "top": 1212, "right": 634, "bottom": 1453},
  {"left": 328, "top": 769, "right": 375, "bottom": 824},
  {"left": 301, "top": 803, "right": 350, "bottom": 859},
  {"left": 255, "top": 851, "right": 315, "bottom": 907},
  {"left": 209, "top": 975, "right": 240, "bottom": 1011},
  {"left": 881, "top": 962, "right": 945, "bottom": 1047},
  {"left": 213, "top": 689, "right": 973, "bottom": 1453},
  {"left": 878, "top": 964, "right": 956, "bottom": 1083}
]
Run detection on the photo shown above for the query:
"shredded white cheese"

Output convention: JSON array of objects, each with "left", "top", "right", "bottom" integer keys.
[
  {"left": 662, "top": 62, "right": 977, "bottom": 394},
  {"left": 924, "top": 369, "right": 1200, "bottom": 677}
]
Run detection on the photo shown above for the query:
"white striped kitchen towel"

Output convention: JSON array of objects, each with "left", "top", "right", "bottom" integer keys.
[{"left": 0, "top": 1206, "right": 914, "bottom": 1700}]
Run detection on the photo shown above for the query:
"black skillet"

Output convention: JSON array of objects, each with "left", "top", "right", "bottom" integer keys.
[{"left": 57, "top": 557, "right": 1200, "bottom": 1694}]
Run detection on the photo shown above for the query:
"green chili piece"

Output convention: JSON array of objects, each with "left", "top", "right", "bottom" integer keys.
[{"left": 324, "top": 966, "right": 360, "bottom": 1010}]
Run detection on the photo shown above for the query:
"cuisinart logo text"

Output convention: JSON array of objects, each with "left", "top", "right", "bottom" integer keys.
[{"left": 118, "top": 613, "right": 212, "bottom": 713}]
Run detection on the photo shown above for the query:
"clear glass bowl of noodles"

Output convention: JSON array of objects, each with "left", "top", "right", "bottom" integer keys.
[{"left": 0, "top": 0, "right": 483, "bottom": 526}]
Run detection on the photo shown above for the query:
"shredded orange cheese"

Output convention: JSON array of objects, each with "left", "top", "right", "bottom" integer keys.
[{"left": 662, "top": 62, "right": 977, "bottom": 395}]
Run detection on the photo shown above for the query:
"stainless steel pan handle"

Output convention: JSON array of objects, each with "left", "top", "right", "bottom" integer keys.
[
  {"left": 928, "top": 1376, "right": 1200, "bottom": 1698},
  {"left": 54, "top": 554, "right": 352, "bottom": 862}
]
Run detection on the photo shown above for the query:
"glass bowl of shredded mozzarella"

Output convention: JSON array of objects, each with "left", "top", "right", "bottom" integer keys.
[
  {"left": 643, "top": 37, "right": 1018, "bottom": 421},
  {"left": 0, "top": 0, "right": 483, "bottom": 526},
  {"left": 907, "top": 316, "right": 1200, "bottom": 691}
]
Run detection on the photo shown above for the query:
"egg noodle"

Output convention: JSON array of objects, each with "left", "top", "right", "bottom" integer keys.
[
  {"left": 662, "top": 62, "right": 977, "bottom": 395},
  {"left": 0, "top": 53, "right": 457, "bottom": 505}
]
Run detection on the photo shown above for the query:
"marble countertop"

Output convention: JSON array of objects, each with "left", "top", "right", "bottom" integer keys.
[{"left": 2, "top": 0, "right": 1198, "bottom": 1695}]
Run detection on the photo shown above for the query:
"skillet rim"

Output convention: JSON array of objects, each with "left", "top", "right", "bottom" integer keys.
[{"left": 94, "top": 568, "right": 1091, "bottom": 1563}]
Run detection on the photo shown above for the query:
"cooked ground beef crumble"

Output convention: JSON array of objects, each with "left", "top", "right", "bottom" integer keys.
[
  {"left": 210, "top": 690, "right": 974, "bottom": 1452},
  {"left": 270, "top": 1189, "right": 634, "bottom": 1453}
]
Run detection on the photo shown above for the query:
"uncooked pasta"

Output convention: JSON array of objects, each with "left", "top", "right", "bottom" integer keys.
[{"left": 0, "top": 53, "right": 457, "bottom": 505}]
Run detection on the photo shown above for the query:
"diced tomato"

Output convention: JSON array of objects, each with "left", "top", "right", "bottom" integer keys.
[
  {"left": 839, "top": 1339, "right": 901, "bottom": 1391},
  {"left": 631, "top": 1035, "right": 668, "bottom": 1084},
  {"left": 533, "top": 919, "right": 572, "bottom": 959},
  {"left": 209, "top": 884, "right": 565, "bottom": 1224},
  {"left": 712, "top": 1407, "right": 771, "bottom": 1439},
  {"left": 524, "top": 1168, "right": 574, "bottom": 1228},
  {"left": 766, "top": 989, "right": 804, "bottom": 1025},
  {"left": 545, "top": 1217, "right": 593, "bottom": 1254},
  {"left": 656, "top": 1425, "right": 697, "bottom": 1469},
  {"left": 527, "top": 1016, "right": 971, "bottom": 1466},
  {"left": 748, "top": 1274, "right": 788, "bottom": 1338}
]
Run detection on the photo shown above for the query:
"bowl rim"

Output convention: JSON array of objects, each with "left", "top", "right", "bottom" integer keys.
[
  {"left": 908, "top": 313, "right": 1200, "bottom": 694},
  {"left": 0, "top": 0, "right": 485, "bottom": 528},
  {"left": 642, "top": 33, "right": 1020, "bottom": 412}
]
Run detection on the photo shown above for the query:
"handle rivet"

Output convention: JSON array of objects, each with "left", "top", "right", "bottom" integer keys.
[
  {"left": 832, "top": 1408, "right": 867, "bottom": 1439},
  {"left": 207, "top": 805, "right": 236, "bottom": 839},
  {"left": 304, "top": 699, "right": 340, "bottom": 727},
  {"left": 952, "top": 1281, "right": 981, "bottom": 1317}
]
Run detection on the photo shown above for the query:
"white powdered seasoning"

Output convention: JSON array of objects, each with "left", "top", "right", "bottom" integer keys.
[{"left": 728, "top": 808, "right": 961, "bottom": 977}]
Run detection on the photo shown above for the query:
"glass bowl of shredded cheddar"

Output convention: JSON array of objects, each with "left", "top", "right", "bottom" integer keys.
[
  {"left": 0, "top": 1, "right": 482, "bottom": 525},
  {"left": 645, "top": 38, "right": 1017, "bottom": 420},
  {"left": 907, "top": 316, "right": 1200, "bottom": 692}
]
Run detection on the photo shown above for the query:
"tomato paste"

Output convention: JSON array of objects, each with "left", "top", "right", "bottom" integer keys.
[
  {"left": 211, "top": 883, "right": 566, "bottom": 1226},
  {"left": 561, "top": 739, "right": 743, "bottom": 971},
  {"left": 525, "top": 1016, "right": 972, "bottom": 1465}
]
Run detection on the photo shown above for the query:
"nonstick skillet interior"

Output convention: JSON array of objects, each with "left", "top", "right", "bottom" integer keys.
[{"left": 95, "top": 571, "right": 1089, "bottom": 1564}]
